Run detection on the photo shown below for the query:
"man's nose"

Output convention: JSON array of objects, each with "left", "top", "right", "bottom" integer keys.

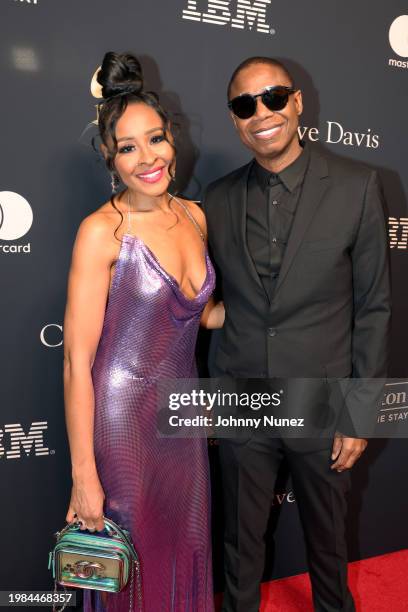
[{"left": 255, "top": 97, "right": 274, "bottom": 119}]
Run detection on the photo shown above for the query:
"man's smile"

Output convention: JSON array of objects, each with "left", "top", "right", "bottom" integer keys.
[{"left": 252, "top": 123, "right": 285, "bottom": 140}]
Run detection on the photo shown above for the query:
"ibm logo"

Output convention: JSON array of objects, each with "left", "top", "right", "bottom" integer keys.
[
  {"left": 389, "top": 217, "right": 408, "bottom": 250},
  {"left": 182, "top": 0, "right": 272, "bottom": 34},
  {"left": 0, "top": 422, "right": 49, "bottom": 459}
]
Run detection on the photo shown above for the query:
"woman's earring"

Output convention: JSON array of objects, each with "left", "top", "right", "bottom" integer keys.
[{"left": 110, "top": 172, "right": 120, "bottom": 193}]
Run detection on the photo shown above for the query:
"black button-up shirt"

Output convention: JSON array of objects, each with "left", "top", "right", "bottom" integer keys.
[{"left": 246, "top": 142, "right": 310, "bottom": 300}]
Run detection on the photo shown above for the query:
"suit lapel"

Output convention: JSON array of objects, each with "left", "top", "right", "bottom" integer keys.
[
  {"left": 274, "top": 149, "right": 330, "bottom": 296},
  {"left": 227, "top": 160, "right": 268, "bottom": 296}
]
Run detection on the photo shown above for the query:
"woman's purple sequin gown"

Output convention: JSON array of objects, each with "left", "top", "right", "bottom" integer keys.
[{"left": 84, "top": 211, "right": 215, "bottom": 612}]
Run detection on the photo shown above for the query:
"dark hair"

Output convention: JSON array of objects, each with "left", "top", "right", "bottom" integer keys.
[
  {"left": 227, "top": 56, "right": 295, "bottom": 99},
  {"left": 96, "top": 51, "right": 176, "bottom": 239}
]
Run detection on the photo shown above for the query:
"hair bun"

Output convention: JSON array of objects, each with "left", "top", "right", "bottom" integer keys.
[{"left": 97, "top": 52, "right": 144, "bottom": 99}]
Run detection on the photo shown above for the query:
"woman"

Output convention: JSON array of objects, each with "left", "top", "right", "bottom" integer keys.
[{"left": 63, "top": 51, "right": 223, "bottom": 611}]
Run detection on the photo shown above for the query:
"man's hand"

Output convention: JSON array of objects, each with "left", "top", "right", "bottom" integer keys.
[{"left": 331, "top": 433, "right": 367, "bottom": 472}]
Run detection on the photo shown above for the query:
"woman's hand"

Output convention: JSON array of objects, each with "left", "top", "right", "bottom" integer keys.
[
  {"left": 66, "top": 470, "right": 105, "bottom": 532},
  {"left": 200, "top": 298, "right": 225, "bottom": 329}
]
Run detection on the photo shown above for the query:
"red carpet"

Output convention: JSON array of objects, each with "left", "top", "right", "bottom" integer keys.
[{"left": 215, "top": 549, "right": 408, "bottom": 611}]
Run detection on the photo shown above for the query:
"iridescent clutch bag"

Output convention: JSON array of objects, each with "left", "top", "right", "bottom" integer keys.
[{"left": 48, "top": 517, "right": 142, "bottom": 611}]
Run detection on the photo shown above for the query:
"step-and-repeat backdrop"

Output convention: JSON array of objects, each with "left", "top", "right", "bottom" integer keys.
[{"left": 1, "top": 0, "right": 408, "bottom": 601}]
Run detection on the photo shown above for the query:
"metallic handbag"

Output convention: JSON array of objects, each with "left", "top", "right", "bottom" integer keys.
[{"left": 48, "top": 517, "right": 143, "bottom": 611}]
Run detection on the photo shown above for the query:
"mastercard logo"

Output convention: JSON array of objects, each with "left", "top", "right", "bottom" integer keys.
[{"left": 0, "top": 191, "right": 33, "bottom": 241}]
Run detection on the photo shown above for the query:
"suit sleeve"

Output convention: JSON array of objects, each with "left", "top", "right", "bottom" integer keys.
[{"left": 336, "top": 170, "right": 391, "bottom": 437}]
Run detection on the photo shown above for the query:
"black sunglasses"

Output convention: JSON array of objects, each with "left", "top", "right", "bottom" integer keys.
[{"left": 228, "top": 86, "right": 296, "bottom": 119}]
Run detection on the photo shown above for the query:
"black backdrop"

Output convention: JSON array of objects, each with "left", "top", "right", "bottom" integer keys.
[{"left": 1, "top": 0, "right": 408, "bottom": 602}]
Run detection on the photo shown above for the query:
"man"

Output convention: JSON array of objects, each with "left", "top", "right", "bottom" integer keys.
[{"left": 202, "top": 57, "right": 391, "bottom": 612}]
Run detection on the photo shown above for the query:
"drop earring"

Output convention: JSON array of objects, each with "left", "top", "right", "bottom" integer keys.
[{"left": 111, "top": 172, "right": 120, "bottom": 193}]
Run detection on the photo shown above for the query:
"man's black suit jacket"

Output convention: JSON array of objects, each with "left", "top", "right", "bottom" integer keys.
[{"left": 202, "top": 145, "right": 391, "bottom": 445}]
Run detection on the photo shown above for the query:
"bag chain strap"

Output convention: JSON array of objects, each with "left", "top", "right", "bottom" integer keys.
[
  {"left": 129, "top": 561, "right": 134, "bottom": 612},
  {"left": 131, "top": 557, "right": 144, "bottom": 611},
  {"left": 52, "top": 580, "right": 68, "bottom": 612}
]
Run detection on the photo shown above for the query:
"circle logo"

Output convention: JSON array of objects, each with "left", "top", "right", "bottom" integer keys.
[
  {"left": 389, "top": 15, "right": 408, "bottom": 58},
  {"left": 0, "top": 191, "right": 33, "bottom": 240},
  {"left": 40, "top": 324, "right": 63, "bottom": 348}
]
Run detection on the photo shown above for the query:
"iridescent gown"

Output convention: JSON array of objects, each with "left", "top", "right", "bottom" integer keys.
[{"left": 84, "top": 203, "right": 215, "bottom": 612}]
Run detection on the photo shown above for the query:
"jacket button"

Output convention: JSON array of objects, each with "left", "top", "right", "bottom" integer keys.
[{"left": 268, "top": 327, "right": 277, "bottom": 337}]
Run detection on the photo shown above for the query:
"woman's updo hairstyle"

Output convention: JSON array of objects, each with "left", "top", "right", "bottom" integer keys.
[
  {"left": 98, "top": 52, "right": 143, "bottom": 100},
  {"left": 97, "top": 51, "right": 174, "bottom": 176}
]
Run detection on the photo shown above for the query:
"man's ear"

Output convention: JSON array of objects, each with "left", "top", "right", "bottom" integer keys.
[
  {"left": 294, "top": 89, "right": 303, "bottom": 117},
  {"left": 230, "top": 112, "right": 238, "bottom": 129}
]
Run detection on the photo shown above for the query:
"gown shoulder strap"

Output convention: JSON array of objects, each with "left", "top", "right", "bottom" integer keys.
[{"left": 172, "top": 196, "right": 205, "bottom": 243}]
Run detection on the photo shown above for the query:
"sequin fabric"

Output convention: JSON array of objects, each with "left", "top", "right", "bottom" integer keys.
[{"left": 83, "top": 229, "right": 215, "bottom": 612}]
